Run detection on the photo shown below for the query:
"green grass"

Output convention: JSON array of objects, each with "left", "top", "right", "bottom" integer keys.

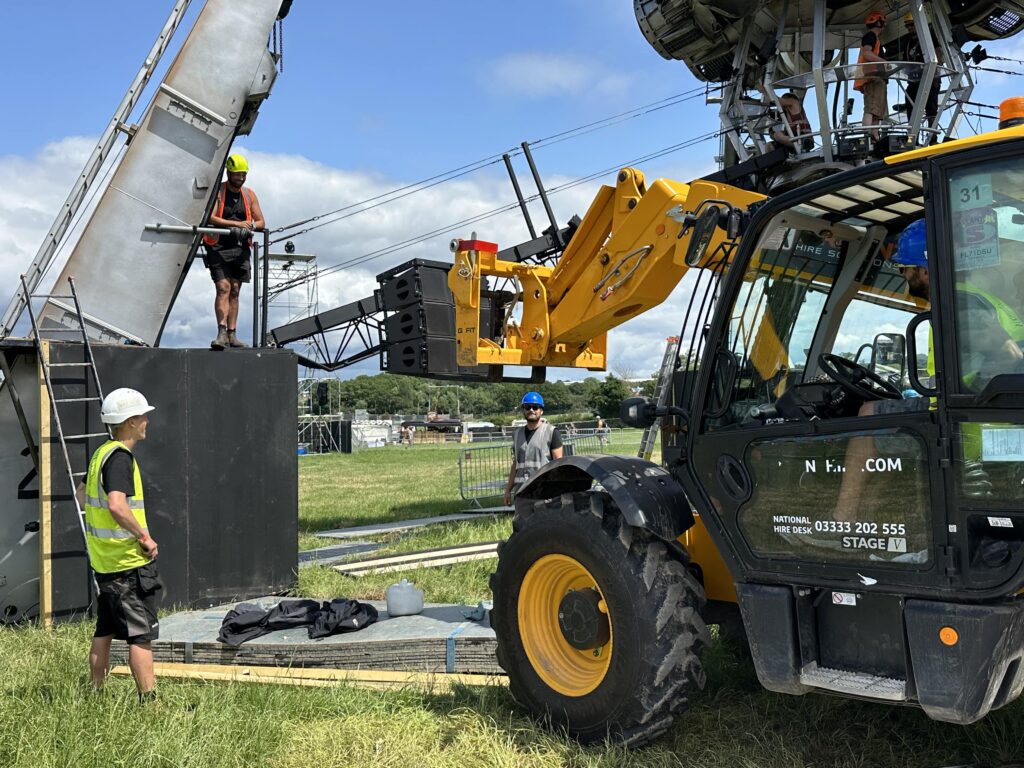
[{"left": 2, "top": 436, "right": 1023, "bottom": 767}]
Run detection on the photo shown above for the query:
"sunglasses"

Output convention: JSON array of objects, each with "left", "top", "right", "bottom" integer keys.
[{"left": 522, "top": 404, "right": 542, "bottom": 411}]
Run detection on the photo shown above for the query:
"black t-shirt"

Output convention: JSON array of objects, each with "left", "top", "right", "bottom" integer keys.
[
  {"left": 101, "top": 449, "right": 135, "bottom": 497},
  {"left": 861, "top": 31, "right": 879, "bottom": 50}
]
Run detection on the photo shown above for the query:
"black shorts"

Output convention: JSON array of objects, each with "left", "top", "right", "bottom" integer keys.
[
  {"left": 94, "top": 562, "right": 162, "bottom": 644},
  {"left": 204, "top": 248, "right": 251, "bottom": 283}
]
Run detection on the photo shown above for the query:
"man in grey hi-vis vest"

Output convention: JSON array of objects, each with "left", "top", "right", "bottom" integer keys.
[{"left": 504, "top": 391, "right": 564, "bottom": 505}]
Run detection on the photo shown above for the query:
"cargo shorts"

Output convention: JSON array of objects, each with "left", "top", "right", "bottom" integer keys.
[{"left": 94, "top": 562, "right": 162, "bottom": 644}]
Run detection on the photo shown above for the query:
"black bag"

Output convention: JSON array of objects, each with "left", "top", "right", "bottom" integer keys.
[{"left": 308, "top": 599, "right": 378, "bottom": 639}]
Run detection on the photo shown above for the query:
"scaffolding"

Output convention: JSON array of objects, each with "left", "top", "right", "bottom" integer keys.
[{"left": 267, "top": 250, "right": 318, "bottom": 368}]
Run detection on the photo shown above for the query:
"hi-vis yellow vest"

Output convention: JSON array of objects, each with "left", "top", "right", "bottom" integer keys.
[{"left": 84, "top": 440, "right": 149, "bottom": 573}]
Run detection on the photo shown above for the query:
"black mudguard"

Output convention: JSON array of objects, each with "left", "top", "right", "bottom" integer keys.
[{"left": 514, "top": 455, "right": 696, "bottom": 543}]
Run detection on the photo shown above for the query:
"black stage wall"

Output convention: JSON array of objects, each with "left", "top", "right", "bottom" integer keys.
[{"left": 45, "top": 343, "right": 297, "bottom": 620}]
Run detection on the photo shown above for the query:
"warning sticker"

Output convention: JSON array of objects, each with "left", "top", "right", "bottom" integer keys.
[
  {"left": 832, "top": 592, "right": 857, "bottom": 606},
  {"left": 988, "top": 516, "right": 1014, "bottom": 529}
]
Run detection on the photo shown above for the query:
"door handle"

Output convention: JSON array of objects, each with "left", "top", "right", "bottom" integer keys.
[{"left": 716, "top": 454, "right": 751, "bottom": 502}]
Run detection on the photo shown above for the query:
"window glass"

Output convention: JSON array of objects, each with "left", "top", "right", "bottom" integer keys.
[
  {"left": 948, "top": 162, "right": 1024, "bottom": 392},
  {"left": 711, "top": 227, "right": 842, "bottom": 427},
  {"left": 740, "top": 431, "right": 932, "bottom": 565}
]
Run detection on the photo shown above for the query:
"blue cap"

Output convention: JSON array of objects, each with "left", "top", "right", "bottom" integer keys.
[
  {"left": 521, "top": 391, "right": 545, "bottom": 407},
  {"left": 893, "top": 219, "right": 927, "bottom": 267}
]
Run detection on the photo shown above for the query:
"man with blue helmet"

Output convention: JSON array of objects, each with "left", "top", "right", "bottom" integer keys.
[
  {"left": 893, "top": 218, "right": 1024, "bottom": 386},
  {"left": 504, "top": 391, "right": 564, "bottom": 505},
  {"left": 891, "top": 218, "right": 930, "bottom": 302}
]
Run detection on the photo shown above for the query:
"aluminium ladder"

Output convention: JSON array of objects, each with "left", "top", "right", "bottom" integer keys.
[
  {"left": 20, "top": 275, "right": 109, "bottom": 612},
  {"left": 637, "top": 336, "right": 680, "bottom": 461}
]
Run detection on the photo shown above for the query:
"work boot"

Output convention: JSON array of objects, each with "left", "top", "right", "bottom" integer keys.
[
  {"left": 226, "top": 329, "right": 248, "bottom": 348},
  {"left": 210, "top": 327, "right": 229, "bottom": 350}
]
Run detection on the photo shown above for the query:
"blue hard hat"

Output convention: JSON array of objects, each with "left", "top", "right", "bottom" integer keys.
[
  {"left": 893, "top": 219, "right": 927, "bottom": 267},
  {"left": 521, "top": 391, "right": 545, "bottom": 407}
]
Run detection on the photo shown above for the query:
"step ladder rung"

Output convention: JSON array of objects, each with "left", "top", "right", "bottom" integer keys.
[
  {"left": 37, "top": 329, "right": 86, "bottom": 334},
  {"left": 37, "top": 294, "right": 75, "bottom": 300},
  {"left": 48, "top": 362, "right": 92, "bottom": 368},
  {"left": 71, "top": 471, "right": 87, "bottom": 478},
  {"left": 53, "top": 397, "right": 101, "bottom": 404},
  {"left": 64, "top": 432, "right": 109, "bottom": 440}
]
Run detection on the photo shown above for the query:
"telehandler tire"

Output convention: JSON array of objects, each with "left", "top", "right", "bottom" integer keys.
[{"left": 489, "top": 491, "right": 709, "bottom": 745}]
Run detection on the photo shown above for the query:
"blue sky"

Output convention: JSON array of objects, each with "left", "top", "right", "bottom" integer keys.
[
  {"left": 3, "top": 2, "right": 1024, "bottom": 379},
  {"left": 3, "top": 1, "right": 707, "bottom": 182}
]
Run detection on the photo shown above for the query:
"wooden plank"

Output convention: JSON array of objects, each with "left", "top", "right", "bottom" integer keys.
[
  {"left": 337, "top": 551, "right": 499, "bottom": 577},
  {"left": 316, "top": 513, "right": 496, "bottom": 540},
  {"left": 339, "top": 541, "right": 499, "bottom": 567},
  {"left": 332, "top": 542, "right": 500, "bottom": 576},
  {"left": 37, "top": 340, "right": 52, "bottom": 630},
  {"left": 110, "top": 662, "right": 507, "bottom": 692}
]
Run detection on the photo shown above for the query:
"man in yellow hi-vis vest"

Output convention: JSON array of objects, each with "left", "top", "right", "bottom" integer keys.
[{"left": 80, "top": 388, "right": 160, "bottom": 701}]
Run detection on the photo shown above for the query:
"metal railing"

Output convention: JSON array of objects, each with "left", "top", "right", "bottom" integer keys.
[
  {"left": 144, "top": 223, "right": 271, "bottom": 347},
  {"left": 457, "top": 427, "right": 640, "bottom": 506}
]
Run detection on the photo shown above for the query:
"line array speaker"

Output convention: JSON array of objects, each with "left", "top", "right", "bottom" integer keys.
[{"left": 379, "top": 264, "right": 451, "bottom": 310}]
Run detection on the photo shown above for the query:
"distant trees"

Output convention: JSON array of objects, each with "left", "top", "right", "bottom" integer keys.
[
  {"left": 306, "top": 372, "right": 639, "bottom": 420},
  {"left": 588, "top": 375, "right": 633, "bottom": 420}
]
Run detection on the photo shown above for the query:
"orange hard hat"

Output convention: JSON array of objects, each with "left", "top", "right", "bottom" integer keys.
[{"left": 865, "top": 11, "right": 887, "bottom": 26}]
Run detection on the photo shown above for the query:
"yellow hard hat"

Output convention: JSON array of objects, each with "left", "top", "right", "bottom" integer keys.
[
  {"left": 226, "top": 153, "right": 249, "bottom": 173},
  {"left": 904, "top": 12, "right": 914, "bottom": 24}
]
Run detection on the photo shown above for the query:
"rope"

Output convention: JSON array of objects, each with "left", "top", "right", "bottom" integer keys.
[
  {"left": 268, "top": 128, "right": 723, "bottom": 294},
  {"left": 271, "top": 86, "right": 713, "bottom": 238},
  {"left": 970, "top": 64, "right": 1024, "bottom": 77}
]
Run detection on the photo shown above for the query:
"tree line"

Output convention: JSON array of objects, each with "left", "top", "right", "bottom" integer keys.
[{"left": 306, "top": 373, "right": 655, "bottom": 422}]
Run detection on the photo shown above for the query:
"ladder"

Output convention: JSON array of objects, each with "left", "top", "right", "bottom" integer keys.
[
  {"left": 637, "top": 336, "right": 680, "bottom": 461},
  {"left": 20, "top": 274, "right": 109, "bottom": 610},
  {"left": 0, "top": 1, "right": 193, "bottom": 338}
]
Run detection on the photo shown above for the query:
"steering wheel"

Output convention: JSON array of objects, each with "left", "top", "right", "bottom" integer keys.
[{"left": 818, "top": 353, "right": 902, "bottom": 402}]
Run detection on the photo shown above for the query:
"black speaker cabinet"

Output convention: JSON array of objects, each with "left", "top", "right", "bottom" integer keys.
[
  {"left": 387, "top": 338, "right": 457, "bottom": 375},
  {"left": 384, "top": 298, "right": 500, "bottom": 343},
  {"left": 379, "top": 264, "right": 452, "bottom": 310},
  {"left": 385, "top": 301, "right": 456, "bottom": 342}
]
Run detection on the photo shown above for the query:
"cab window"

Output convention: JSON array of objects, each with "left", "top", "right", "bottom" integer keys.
[
  {"left": 707, "top": 169, "right": 930, "bottom": 430},
  {"left": 948, "top": 160, "right": 1024, "bottom": 393}
]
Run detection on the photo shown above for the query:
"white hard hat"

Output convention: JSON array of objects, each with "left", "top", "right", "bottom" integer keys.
[{"left": 100, "top": 388, "right": 155, "bottom": 424}]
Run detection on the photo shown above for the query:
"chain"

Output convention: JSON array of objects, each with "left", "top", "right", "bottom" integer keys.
[{"left": 278, "top": 18, "right": 284, "bottom": 73}]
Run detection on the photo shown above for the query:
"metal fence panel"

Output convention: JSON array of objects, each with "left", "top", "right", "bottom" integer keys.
[{"left": 457, "top": 428, "right": 641, "bottom": 505}]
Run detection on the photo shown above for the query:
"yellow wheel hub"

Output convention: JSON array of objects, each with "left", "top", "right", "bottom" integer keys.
[{"left": 518, "top": 553, "right": 613, "bottom": 697}]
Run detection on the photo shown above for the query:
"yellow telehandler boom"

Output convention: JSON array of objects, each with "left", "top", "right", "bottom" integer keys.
[{"left": 447, "top": 169, "right": 764, "bottom": 370}]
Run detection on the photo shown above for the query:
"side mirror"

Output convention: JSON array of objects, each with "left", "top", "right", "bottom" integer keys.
[
  {"left": 620, "top": 396, "right": 657, "bottom": 428},
  {"left": 906, "top": 312, "right": 937, "bottom": 397},
  {"left": 684, "top": 204, "right": 722, "bottom": 267},
  {"left": 871, "top": 332, "right": 906, "bottom": 383}
]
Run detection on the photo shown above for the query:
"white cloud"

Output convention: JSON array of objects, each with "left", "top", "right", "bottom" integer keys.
[
  {"left": 2, "top": 138, "right": 697, "bottom": 380},
  {"left": 0, "top": 137, "right": 104, "bottom": 334},
  {"left": 486, "top": 52, "right": 632, "bottom": 99}
]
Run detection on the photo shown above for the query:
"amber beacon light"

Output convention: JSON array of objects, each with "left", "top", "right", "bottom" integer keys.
[{"left": 999, "top": 97, "right": 1024, "bottom": 129}]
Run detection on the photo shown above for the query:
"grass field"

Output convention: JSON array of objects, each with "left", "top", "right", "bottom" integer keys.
[{"left": 1, "top": 437, "right": 1023, "bottom": 767}]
